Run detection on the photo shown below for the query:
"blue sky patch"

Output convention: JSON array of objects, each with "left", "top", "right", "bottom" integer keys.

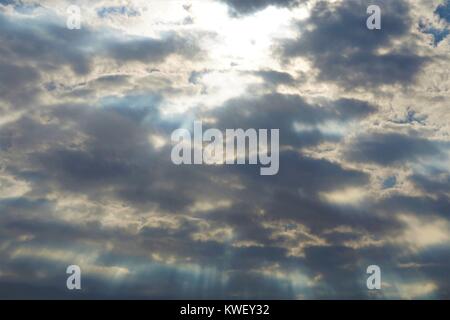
[{"left": 97, "top": 6, "right": 140, "bottom": 18}]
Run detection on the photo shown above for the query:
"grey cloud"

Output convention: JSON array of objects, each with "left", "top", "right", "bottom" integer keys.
[
  {"left": 106, "top": 33, "right": 199, "bottom": 63},
  {"left": 219, "top": 0, "right": 302, "bottom": 16},
  {"left": 412, "top": 172, "right": 450, "bottom": 195},
  {"left": 0, "top": 63, "right": 40, "bottom": 106},
  {"left": 345, "top": 132, "right": 442, "bottom": 165},
  {"left": 376, "top": 192, "right": 450, "bottom": 220},
  {"left": 251, "top": 70, "right": 296, "bottom": 87},
  {"left": 0, "top": 12, "right": 199, "bottom": 82},
  {"left": 207, "top": 93, "right": 375, "bottom": 149},
  {"left": 280, "top": 0, "right": 428, "bottom": 88},
  {"left": 0, "top": 14, "right": 92, "bottom": 75}
]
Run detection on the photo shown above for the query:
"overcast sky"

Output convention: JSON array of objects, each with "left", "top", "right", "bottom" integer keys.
[{"left": 1, "top": 0, "right": 450, "bottom": 299}]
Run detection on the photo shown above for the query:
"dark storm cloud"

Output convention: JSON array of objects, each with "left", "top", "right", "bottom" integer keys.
[
  {"left": 219, "top": 0, "right": 302, "bottom": 16},
  {"left": 1, "top": 90, "right": 379, "bottom": 259},
  {"left": 0, "top": 252, "right": 306, "bottom": 299},
  {"left": 301, "top": 245, "right": 370, "bottom": 298},
  {"left": 1, "top": 97, "right": 239, "bottom": 212},
  {"left": 219, "top": 152, "right": 398, "bottom": 237},
  {"left": 395, "top": 247, "right": 450, "bottom": 298},
  {"left": 411, "top": 172, "right": 450, "bottom": 196},
  {"left": 0, "top": 115, "right": 75, "bottom": 152},
  {"left": 0, "top": 112, "right": 447, "bottom": 299},
  {"left": 345, "top": 132, "right": 442, "bottom": 165},
  {"left": 14, "top": 95, "right": 373, "bottom": 215},
  {"left": 375, "top": 191, "right": 450, "bottom": 221},
  {"left": 1, "top": 88, "right": 379, "bottom": 242},
  {"left": 0, "top": 13, "right": 92, "bottom": 75},
  {"left": 106, "top": 32, "right": 199, "bottom": 63},
  {"left": 251, "top": 70, "right": 296, "bottom": 87},
  {"left": 0, "top": 192, "right": 352, "bottom": 299},
  {"left": 207, "top": 93, "right": 375, "bottom": 148},
  {"left": 0, "top": 63, "right": 40, "bottom": 106},
  {"left": 0, "top": 12, "right": 199, "bottom": 82},
  {"left": 0, "top": 190, "right": 308, "bottom": 299},
  {"left": 280, "top": 0, "right": 428, "bottom": 88}
]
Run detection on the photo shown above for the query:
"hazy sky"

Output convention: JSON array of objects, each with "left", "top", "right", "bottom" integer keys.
[{"left": 0, "top": 0, "right": 450, "bottom": 299}]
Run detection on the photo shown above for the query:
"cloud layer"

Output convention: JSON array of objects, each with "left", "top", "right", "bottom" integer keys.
[{"left": 0, "top": 0, "right": 449, "bottom": 299}]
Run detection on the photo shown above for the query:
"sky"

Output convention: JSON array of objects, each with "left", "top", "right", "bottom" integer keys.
[{"left": 0, "top": 0, "right": 450, "bottom": 299}]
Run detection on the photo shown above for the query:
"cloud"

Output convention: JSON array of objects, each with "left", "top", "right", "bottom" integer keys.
[
  {"left": 396, "top": 281, "right": 438, "bottom": 299},
  {"left": 396, "top": 214, "right": 450, "bottom": 250},
  {"left": 219, "top": 0, "right": 302, "bottom": 16},
  {"left": 0, "top": 11, "right": 200, "bottom": 81},
  {"left": 251, "top": 70, "right": 296, "bottom": 87},
  {"left": 280, "top": 0, "right": 428, "bottom": 88},
  {"left": 0, "top": 63, "right": 40, "bottom": 106},
  {"left": 345, "top": 132, "right": 442, "bottom": 165},
  {"left": 207, "top": 93, "right": 376, "bottom": 148},
  {"left": 418, "top": 0, "right": 450, "bottom": 46},
  {"left": 106, "top": 32, "right": 199, "bottom": 63},
  {"left": 411, "top": 172, "right": 450, "bottom": 195}
]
